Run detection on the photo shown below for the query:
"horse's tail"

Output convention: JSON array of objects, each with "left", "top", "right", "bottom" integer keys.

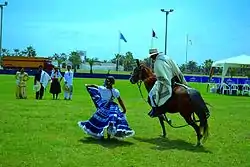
[{"left": 188, "top": 89, "right": 210, "bottom": 143}]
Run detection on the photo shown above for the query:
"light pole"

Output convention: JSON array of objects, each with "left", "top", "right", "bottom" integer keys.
[
  {"left": 161, "top": 8, "right": 174, "bottom": 55},
  {"left": 0, "top": 1, "right": 8, "bottom": 57}
]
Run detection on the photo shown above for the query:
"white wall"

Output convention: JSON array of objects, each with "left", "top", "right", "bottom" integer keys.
[{"left": 79, "top": 63, "right": 124, "bottom": 71}]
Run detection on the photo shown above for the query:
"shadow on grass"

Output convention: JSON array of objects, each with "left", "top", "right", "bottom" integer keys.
[
  {"left": 133, "top": 137, "right": 212, "bottom": 153},
  {"left": 79, "top": 137, "right": 134, "bottom": 149}
]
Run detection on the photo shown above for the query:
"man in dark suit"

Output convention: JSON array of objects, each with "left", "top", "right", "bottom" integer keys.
[{"left": 34, "top": 65, "right": 44, "bottom": 99}]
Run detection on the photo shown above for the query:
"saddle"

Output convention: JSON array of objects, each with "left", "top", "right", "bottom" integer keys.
[
  {"left": 147, "top": 76, "right": 188, "bottom": 107},
  {"left": 171, "top": 76, "right": 189, "bottom": 92}
]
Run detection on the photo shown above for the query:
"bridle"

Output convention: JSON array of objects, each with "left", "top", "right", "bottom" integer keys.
[
  {"left": 133, "top": 59, "right": 149, "bottom": 104},
  {"left": 132, "top": 59, "right": 199, "bottom": 128},
  {"left": 136, "top": 80, "right": 148, "bottom": 103}
]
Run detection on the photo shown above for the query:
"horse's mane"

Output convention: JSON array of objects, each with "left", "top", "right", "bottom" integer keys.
[
  {"left": 140, "top": 64, "right": 153, "bottom": 74},
  {"left": 139, "top": 63, "right": 156, "bottom": 86}
]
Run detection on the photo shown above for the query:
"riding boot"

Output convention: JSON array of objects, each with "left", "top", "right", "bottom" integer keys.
[
  {"left": 148, "top": 107, "right": 158, "bottom": 118},
  {"left": 163, "top": 114, "right": 172, "bottom": 125},
  {"left": 205, "top": 110, "right": 210, "bottom": 119}
]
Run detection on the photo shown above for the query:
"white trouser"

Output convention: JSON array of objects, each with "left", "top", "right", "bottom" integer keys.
[
  {"left": 64, "top": 85, "right": 73, "bottom": 99},
  {"left": 149, "top": 81, "right": 172, "bottom": 107}
]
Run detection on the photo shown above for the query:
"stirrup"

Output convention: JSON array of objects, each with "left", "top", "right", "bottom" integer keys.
[{"left": 163, "top": 115, "right": 172, "bottom": 125}]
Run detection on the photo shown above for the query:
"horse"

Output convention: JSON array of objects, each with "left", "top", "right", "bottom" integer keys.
[{"left": 129, "top": 60, "right": 211, "bottom": 146}]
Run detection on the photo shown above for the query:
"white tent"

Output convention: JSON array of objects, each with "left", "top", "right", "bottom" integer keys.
[{"left": 210, "top": 54, "right": 250, "bottom": 84}]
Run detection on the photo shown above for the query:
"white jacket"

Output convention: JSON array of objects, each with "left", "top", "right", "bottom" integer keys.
[{"left": 149, "top": 54, "right": 187, "bottom": 107}]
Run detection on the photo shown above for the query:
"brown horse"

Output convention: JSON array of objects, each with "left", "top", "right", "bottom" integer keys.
[{"left": 129, "top": 60, "right": 211, "bottom": 146}]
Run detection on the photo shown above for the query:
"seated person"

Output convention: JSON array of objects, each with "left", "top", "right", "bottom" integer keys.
[{"left": 78, "top": 76, "right": 135, "bottom": 139}]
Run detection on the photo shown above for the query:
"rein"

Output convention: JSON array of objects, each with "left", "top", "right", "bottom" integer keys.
[
  {"left": 133, "top": 59, "right": 201, "bottom": 129},
  {"left": 136, "top": 80, "right": 148, "bottom": 103},
  {"left": 136, "top": 79, "right": 201, "bottom": 128},
  {"left": 163, "top": 113, "right": 201, "bottom": 128}
]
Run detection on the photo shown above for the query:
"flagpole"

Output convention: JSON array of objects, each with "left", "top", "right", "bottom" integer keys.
[
  {"left": 185, "top": 34, "right": 188, "bottom": 64},
  {"left": 117, "top": 32, "right": 121, "bottom": 71},
  {"left": 118, "top": 31, "right": 121, "bottom": 54}
]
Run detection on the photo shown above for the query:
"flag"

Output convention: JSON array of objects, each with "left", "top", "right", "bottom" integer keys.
[
  {"left": 119, "top": 32, "right": 127, "bottom": 43},
  {"left": 189, "top": 39, "right": 192, "bottom": 45},
  {"left": 152, "top": 29, "right": 157, "bottom": 38}
]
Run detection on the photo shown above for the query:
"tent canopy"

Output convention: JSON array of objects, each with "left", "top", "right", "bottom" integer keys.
[
  {"left": 212, "top": 54, "right": 250, "bottom": 68},
  {"left": 210, "top": 54, "right": 250, "bottom": 84}
]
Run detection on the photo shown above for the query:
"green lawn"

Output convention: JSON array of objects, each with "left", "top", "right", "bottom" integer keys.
[{"left": 0, "top": 75, "right": 249, "bottom": 167}]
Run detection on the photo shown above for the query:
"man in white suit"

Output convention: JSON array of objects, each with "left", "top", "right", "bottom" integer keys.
[
  {"left": 63, "top": 64, "right": 74, "bottom": 100},
  {"left": 148, "top": 48, "right": 188, "bottom": 119}
]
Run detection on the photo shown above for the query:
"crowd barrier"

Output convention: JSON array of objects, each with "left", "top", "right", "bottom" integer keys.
[{"left": 1, "top": 69, "right": 250, "bottom": 84}]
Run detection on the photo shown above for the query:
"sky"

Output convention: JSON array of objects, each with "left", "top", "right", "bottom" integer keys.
[{"left": 2, "top": 0, "right": 250, "bottom": 65}]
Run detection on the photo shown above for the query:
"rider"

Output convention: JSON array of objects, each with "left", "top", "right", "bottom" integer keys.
[{"left": 148, "top": 48, "right": 188, "bottom": 120}]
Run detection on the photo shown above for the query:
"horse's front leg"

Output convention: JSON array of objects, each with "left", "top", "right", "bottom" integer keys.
[
  {"left": 107, "top": 133, "right": 111, "bottom": 140},
  {"left": 158, "top": 115, "right": 167, "bottom": 138}
]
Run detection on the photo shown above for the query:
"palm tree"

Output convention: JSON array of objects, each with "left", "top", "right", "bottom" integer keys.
[
  {"left": 86, "top": 58, "right": 95, "bottom": 74},
  {"left": 13, "top": 49, "right": 20, "bottom": 56},
  {"left": 124, "top": 51, "right": 134, "bottom": 71},
  {"left": 2, "top": 48, "right": 10, "bottom": 56},
  {"left": 114, "top": 54, "right": 124, "bottom": 71},
  {"left": 24, "top": 46, "right": 37, "bottom": 57},
  {"left": 68, "top": 51, "right": 82, "bottom": 70},
  {"left": 202, "top": 59, "right": 214, "bottom": 74},
  {"left": 186, "top": 60, "right": 198, "bottom": 73}
]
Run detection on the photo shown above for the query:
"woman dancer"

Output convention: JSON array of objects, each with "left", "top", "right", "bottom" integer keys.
[
  {"left": 49, "top": 67, "right": 63, "bottom": 99},
  {"left": 78, "top": 76, "right": 135, "bottom": 139}
]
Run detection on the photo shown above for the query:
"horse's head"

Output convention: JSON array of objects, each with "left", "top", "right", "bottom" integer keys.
[{"left": 129, "top": 59, "right": 154, "bottom": 84}]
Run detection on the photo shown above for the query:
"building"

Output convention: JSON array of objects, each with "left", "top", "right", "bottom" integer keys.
[
  {"left": 81, "top": 62, "right": 124, "bottom": 71},
  {"left": 77, "top": 50, "right": 87, "bottom": 63}
]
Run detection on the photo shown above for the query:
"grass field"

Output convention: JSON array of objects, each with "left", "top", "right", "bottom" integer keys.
[{"left": 0, "top": 75, "right": 249, "bottom": 167}]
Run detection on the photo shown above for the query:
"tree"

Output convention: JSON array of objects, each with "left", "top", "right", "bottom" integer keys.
[
  {"left": 229, "top": 68, "right": 236, "bottom": 78},
  {"left": 112, "top": 54, "right": 124, "bottom": 71},
  {"left": 186, "top": 60, "right": 198, "bottom": 73},
  {"left": 143, "top": 57, "right": 151, "bottom": 68},
  {"left": 246, "top": 70, "right": 250, "bottom": 79},
  {"left": 0, "top": 56, "right": 2, "bottom": 66},
  {"left": 68, "top": 51, "right": 82, "bottom": 70},
  {"left": 13, "top": 49, "right": 20, "bottom": 56},
  {"left": 2, "top": 48, "right": 10, "bottom": 56},
  {"left": 22, "top": 46, "right": 37, "bottom": 57},
  {"left": 178, "top": 64, "right": 186, "bottom": 73},
  {"left": 49, "top": 53, "right": 68, "bottom": 67},
  {"left": 86, "top": 58, "right": 95, "bottom": 74},
  {"left": 202, "top": 59, "right": 213, "bottom": 75},
  {"left": 123, "top": 51, "right": 134, "bottom": 71}
]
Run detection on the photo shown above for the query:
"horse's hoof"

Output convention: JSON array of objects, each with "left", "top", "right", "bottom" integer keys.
[
  {"left": 107, "top": 135, "right": 111, "bottom": 140},
  {"left": 161, "top": 134, "right": 167, "bottom": 138},
  {"left": 195, "top": 142, "right": 202, "bottom": 147}
]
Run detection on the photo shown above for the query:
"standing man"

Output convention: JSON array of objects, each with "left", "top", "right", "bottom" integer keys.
[
  {"left": 148, "top": 48, "right": 188, "bottom": 120},
  {"left": 15, "top": 68, "right": 29, "bottom": 99},
  {"left": 34, "top": 65, "right": 51, "bottom": 100},
  {"left": 63, "top": 64, "right": 74, "bottom": 100}
]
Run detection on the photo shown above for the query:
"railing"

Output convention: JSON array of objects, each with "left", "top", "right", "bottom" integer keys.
[{"left": 0, "top": 69, "right": 249, "bottom": 84}]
